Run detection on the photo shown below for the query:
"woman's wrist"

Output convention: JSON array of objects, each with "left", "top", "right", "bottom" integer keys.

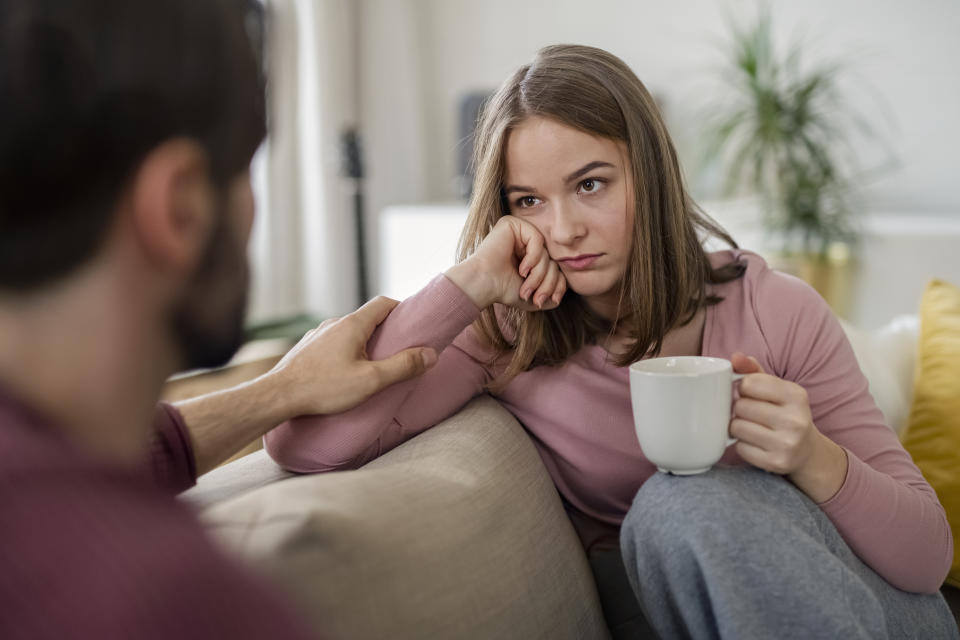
[
  {"left": 789, "top": 431, "right": 849, "bottom": 504},
  {"left": 444, "top": 258, "right": 499, "bottom": 309}
]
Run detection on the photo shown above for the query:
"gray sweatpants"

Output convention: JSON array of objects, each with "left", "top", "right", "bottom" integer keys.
[{"left": 618, "top": 466, "right": 959, "bottom": 639}]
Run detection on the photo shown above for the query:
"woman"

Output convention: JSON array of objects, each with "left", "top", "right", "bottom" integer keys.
[{"left": 265, "top": 45, "right": 956, "bottom": 638}]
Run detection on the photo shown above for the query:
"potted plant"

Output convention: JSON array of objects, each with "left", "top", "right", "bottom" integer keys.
[{"left": 703, "top": 8, "right": 879, "bottom": 316}]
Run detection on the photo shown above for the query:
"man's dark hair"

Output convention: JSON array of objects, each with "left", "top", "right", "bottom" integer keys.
[{"left": 0, "top": 0, "right": 267, "bottom": 291}]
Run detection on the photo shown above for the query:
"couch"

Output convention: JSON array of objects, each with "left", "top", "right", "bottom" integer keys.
[{"left": 180, "top": 314, "right": 960, "bottom": 638}]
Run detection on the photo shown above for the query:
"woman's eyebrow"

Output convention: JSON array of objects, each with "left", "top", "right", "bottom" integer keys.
[
  {"left": 504, "top": 160, "right": 616, "bottom": 194},
  {"left": 564, "top": 161, "right": 615, "bottom": 184}
]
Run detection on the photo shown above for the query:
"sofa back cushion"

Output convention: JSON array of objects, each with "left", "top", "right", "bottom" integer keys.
[{"left": 199, "top": 396, "right": 610, "bottom": 640}]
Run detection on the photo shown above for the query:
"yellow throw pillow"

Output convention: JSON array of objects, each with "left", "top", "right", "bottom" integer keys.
[{"left": 902, "top": 279, "right": 960, "bottom": 587}]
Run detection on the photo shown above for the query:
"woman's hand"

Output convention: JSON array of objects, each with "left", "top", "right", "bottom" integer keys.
[
  {"left": 729, "top": 352, "right": 848, "bottom": 503},
  {"left": 445, "top": 215, "right": 567, "bottom": 311}
]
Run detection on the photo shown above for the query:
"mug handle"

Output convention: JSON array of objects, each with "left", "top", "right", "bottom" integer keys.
[{"left": 727, "top": 373, "right": 746, "bottom": 446}]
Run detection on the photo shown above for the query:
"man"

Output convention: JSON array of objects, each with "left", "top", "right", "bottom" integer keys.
[{"left": 0, "top": 1, "right": 436, "bottom": 637}]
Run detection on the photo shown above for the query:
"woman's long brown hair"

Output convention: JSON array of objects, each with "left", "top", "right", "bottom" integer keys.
[{"left": 458, "top": 44, "right": 745, "bottom": 391}]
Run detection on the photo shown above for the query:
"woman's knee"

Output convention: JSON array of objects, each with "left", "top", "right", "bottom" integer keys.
[
  {"left": 628, "top": 467, "right": 758, "bottom": 525},
  {"left": 621, "top": 465, "right": 811, "bottom": 556},
  {"left": 621, "top": 468, "right": 731, "bottom": 560}
]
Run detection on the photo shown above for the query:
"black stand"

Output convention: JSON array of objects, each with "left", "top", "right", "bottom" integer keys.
[{"left": 341, "top": 128, "right": 368, "bottom": 305}]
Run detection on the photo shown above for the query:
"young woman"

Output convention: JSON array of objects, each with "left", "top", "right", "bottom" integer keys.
[{"left": 265, "top": 45, "right": 956, "bottom": 638}]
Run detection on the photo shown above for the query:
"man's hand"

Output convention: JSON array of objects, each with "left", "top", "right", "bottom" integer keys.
[
  {"left": 266, "top": 296, "right": 437, "bottom": 416},
  {"left": 176, "top": 296, "right": 436, "bottom": 476}
]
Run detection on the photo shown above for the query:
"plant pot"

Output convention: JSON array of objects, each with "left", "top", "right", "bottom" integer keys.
[{"left": 767, "top": 244, "right": 856, "bottom": 320}]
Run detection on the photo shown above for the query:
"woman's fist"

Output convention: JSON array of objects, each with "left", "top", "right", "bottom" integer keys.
[{"left": 445, "top": 215, "right": 567, "bottom": 311}]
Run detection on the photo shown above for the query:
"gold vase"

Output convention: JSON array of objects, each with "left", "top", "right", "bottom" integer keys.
[{"left": 767, "top": 243, "right": 856, "bottom": 320}]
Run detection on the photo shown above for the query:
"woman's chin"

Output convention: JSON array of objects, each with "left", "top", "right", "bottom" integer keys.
[{"left": 565, "top": 276, "right": 619, "bottom": 300}]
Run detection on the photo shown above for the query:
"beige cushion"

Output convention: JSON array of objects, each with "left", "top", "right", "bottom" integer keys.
[
  {"left": 182, "top": 449, "right": 293, "bottom": 509},
  {"left": 199, "top": 396, "right": 610, "bottom": 640}
]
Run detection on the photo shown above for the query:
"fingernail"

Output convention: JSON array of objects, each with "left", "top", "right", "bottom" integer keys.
[
  {"left": 519, "top": 288, "right": 529, "bottom": 301},
  {"left": 553, "top": 292, "right": 562, "bottom": 304},
  {"left": 421, "top": 348, "right": 438, "bottom": 368}
]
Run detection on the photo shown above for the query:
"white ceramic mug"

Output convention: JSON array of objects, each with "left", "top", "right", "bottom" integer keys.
[{"left": 629, "top": 356, "right": 743, "bottom": 475}]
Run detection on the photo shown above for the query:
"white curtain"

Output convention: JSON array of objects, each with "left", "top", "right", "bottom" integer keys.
[{"left": 248, "top": 0, "right": 361, "bottom": 324}]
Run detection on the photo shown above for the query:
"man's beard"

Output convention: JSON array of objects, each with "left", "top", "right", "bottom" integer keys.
[{"left": 170, "top": 212, "right": 250, "bottom": 371}]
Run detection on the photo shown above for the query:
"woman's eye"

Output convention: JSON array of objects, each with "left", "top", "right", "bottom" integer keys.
[
  {"left": 579, "top": 178, "right": 604, "bottom": 194},
  {"left": 517, "top": 195, "right": 540, "bottom": 208}
]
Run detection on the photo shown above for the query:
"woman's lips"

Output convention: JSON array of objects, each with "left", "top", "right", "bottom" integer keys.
[{"left": 558, "top": 254, "right": 601, "bottom": 270}]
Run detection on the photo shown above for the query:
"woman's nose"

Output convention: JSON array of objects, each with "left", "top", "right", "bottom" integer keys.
[{"left": 550, "top": 201, "right": 587, "bottom": 245}]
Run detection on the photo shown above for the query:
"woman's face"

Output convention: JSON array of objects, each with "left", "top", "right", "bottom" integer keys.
[{"left": 503, "top": 116, "right": 634, "bottom": 319}]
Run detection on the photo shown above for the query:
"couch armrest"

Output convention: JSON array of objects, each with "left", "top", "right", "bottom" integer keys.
[{"left": 196, "top": 396, "right": 610, "bottom": 640}]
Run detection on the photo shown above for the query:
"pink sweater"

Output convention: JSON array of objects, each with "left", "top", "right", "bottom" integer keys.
[{"left": 265, "top": 250, "right": 952, "bottom": 593}]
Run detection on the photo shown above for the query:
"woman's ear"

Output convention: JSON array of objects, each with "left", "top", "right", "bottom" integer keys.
[{"left": 127, "top": 138, "right": 215, "bottom": 272}]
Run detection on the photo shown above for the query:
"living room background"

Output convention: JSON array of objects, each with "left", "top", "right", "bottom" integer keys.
[{"left": 246, "top": 0, "right": 959, "bottom": 332}]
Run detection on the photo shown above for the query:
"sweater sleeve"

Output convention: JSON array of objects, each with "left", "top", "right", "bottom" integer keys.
[
  {"left": 263, "top": 274, "right": 493, "bottom": 472},
  {"left": 148, "top": 403, "right": 197, "bottom": 494},
  {"left": 754, "top": 268, "right": 952, "bottom": 593}
]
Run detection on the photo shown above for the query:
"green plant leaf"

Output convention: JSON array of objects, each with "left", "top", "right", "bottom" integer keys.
[{"left": 698, "top": 6, "right": 889, "bottom": 256}]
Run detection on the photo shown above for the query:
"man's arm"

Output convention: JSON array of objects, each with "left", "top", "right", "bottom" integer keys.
[{"left": 175, "top": 297, "right": 437, "bottom": 477}]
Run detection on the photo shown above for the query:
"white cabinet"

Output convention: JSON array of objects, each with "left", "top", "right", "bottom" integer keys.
[{"left": 377, "top": 203, "right": 469, "bottom": 301}]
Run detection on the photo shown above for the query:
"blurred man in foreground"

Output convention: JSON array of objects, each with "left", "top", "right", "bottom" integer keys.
[{"left": 0, "top": 1, "right": 435, "bottom": 637}]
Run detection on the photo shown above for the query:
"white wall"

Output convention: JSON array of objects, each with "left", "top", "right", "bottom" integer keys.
[{"left": 362, "top": 0, "right": 960, "bottom": 216}]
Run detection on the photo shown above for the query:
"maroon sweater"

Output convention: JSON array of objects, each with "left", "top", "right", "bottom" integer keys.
[{"left": 0, "top": 390, "right": 315, "bottom": 639}]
